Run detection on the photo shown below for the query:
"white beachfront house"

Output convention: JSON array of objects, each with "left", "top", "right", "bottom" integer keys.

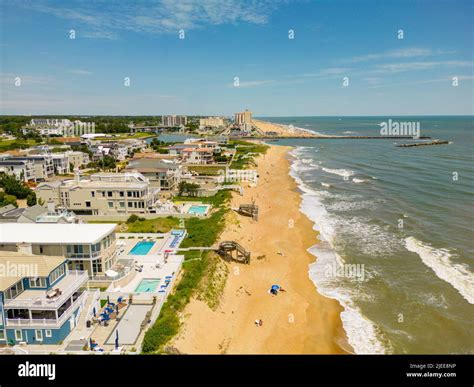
[{"left": 0, "top": 223, "right": 118, "bottom": 279}]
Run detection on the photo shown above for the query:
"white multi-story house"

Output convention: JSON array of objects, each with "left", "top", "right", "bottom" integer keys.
[
  {"left": 0, "top": 223, "right": 118, "bottom": 277},
  {"left": 181, "top": 147, "right": 214, "bottom": 164},
  {"left": 9, "top": 155, "right": 54, "bottom": 181},
  {"left": 0, "top": 159, "right": 36, "bottom": 182},
  {"left": 36, "top": 172, "right": 159, "bottom": 215},
  {"left": 65, "top": 151, "right": 90, "bottom": 169},
  {"left": 51, "top": 153, "right": 70, "bottom": 175}
]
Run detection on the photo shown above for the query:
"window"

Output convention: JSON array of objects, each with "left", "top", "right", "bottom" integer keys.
[
  {"left": 39, "top": 246, "right": 43, "bottom": 254},
  {"left": 127, "top": 191, "right": 132, "bottom": 197},
  {"left": 107, "top": 191, "right": 112, "bottom": 197},
  {"left": 6, "top": 280, "right": 24, "bottom": 300},
  {"left": 119, "top": 202, "right": 125, "bottom": 208},
  {"left": 119, "top": 191, "right": 124, "bottom": 197},
  {"left": 29, "top": 277, "right": 47, "bottom": 288},
  {"left": 92, "top": 260, "right": 103, "bottom": 274},
  {"left": 108, "top": 201, "right": 113, "bottom": 208},
  {"left": 85, "top": 201, "right": 91, "bottom": 208},
  {"left": 0, "top": 330, "right": 6, "bottom": 341},
  {"left": 91, "top": 243, "right": 101, "bottom": 254},
  {"left": 101, "top": 191, "right": 105, "bottom": 197},
  {"left": 128, "top": 202, "right": 133, "bottom": 208},
  {"left": 45, "top": 330, "right": 52, "bottom": 338},
  {"left": 35, "top": 330, "right": 43, "bottom": 342},
  {"left": 49, "top": 264, "right": 66, "bottom": 284},
  {"left": 91, "top": 191, "right": 95, "bottom": 197},
  {"left": 14, "top": 330, "right": 22, "bottom": 341}
]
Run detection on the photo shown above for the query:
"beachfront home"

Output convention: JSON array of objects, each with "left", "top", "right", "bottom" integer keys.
[
  {"left": 0, "top": 252, "right": 88, "bottom": 345},
  {"left": 8, "top": 155, "right": 55, "bottom": 181},
  {"left": 0, "top": 223, "right": 117, "bottom": 278},
  {"left": 181, "top": 147, "right": 214, "bottom": 164},
  {"left": 35, "top": 172, "right": 159, "bottom": 216},
  {"left": 0, "top": 159, "right": 37, "bottom": 182},
  {"left": 51, "top": 153, "right": 70, "bottom": 175},
  {"left": 124, "top": 158, "right": 183, "bottom": 191},
  {"left": 168, "top": 143, "right": 199, "bottom": 156},
  {"left": 65, "top": 151, "right": 90, "bottom": 169}
]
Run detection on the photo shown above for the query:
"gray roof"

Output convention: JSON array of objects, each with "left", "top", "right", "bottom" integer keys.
[
  {"left": 21, "top": 205, "right": 49, "bottom": 222},
  {"left": 0, "top": 204, "right": 18, "bottom": 215},
  {"left": 0, "top": 205, "right": 25, "bottom": 221}
]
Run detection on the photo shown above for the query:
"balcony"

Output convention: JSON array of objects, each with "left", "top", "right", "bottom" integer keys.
[
  {"left": 3, "top": 270, "right": 88, "bottom": 309},
  {"left": 5, "top": 290, "right": 87, "bottom": 328}
]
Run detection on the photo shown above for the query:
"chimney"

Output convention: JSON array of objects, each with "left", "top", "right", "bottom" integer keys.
[
  {"left": 47, "top": 200, "right": 56, "bottom": 213},
  {"left": 74, "top": 167, "right": 80, "bottom": 183}
]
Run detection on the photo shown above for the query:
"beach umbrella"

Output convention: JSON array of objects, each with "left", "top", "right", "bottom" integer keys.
[
  {"left": 271, "top": 285, "right": 280, "bottom": 291},
  {"left": 115, "top": 330, "right": 119, "bottom": 349}
]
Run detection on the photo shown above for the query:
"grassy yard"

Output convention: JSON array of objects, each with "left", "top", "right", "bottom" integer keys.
[
  {"left": 89, "top": 216, "right": 179, "bottom": 233},
  {"left": 0, "top": 139, "right": 40, "bottom": 152},
  {"left": 229, "top": 140, "right": 269, "bottom": 169},
  {"left": 172, "top": 189, "right": 231, "bottom": 207},
  {"left": 187, "top": 165, "right": 227, "bottom": 176},
  {"left": 125, "top": 216, "right": 179, "bottom": 233}
]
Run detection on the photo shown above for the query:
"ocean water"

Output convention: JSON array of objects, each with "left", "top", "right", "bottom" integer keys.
[{"left": 265, "top": 116, "right": 474, "bottom": 354}]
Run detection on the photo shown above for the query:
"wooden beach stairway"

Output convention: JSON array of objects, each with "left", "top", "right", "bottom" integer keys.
[
  {"left": 234, "top": 203, "right": 259, "bottom": 221},
  {"left": 217, "top": 241, "right": 251, "bottom": 264},
  {"left": 178, "top": 242, "right": 251, "bottom": 264}
]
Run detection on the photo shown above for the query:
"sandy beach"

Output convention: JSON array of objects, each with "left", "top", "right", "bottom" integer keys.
[
  {"left": 252, "top": 119, "right": 321, "bottom": 138},
  {"left": 172, "top": 144, "right": 351, "bottom": 354}
]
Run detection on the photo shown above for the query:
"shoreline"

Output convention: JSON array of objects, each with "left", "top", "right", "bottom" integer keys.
[{"left": 171, "top": 144, "right": 351, "bottom": 354}]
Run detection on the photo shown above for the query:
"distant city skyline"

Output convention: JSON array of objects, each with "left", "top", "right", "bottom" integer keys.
[{"left": 1, "top": 0, "right": 473, "bottom": 116}]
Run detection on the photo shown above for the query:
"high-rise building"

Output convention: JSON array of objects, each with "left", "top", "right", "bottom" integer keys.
[
  {"left": 234, "top": 110, "right": 252, "bottom": 125},
  {"left": 162, "top": 115, "right": 187, "bottom": 127},
  {"left": 199, "top": 117, "right": 225, "bottom": 129}
]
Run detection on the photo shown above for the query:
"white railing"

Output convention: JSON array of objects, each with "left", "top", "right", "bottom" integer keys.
[
  {"left": 4, "top": 271, "right": 88, "bottom": 309},
  {"left": 5, "top": 291, "right": 87, "bottom": 328}
]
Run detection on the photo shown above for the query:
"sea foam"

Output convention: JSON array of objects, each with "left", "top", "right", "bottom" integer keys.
[
  {"left": 405, "top": 237, "right": 474, "bottom": 304},
  {"left": 289, "top": 149, "right": 389, "bottom": 354}
]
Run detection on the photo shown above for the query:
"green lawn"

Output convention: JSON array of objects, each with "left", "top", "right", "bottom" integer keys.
[
  {"left": 0, "top": 139, "right": 40, "bottom": 152},
  {"left": 229, "top": 140, "right": 269, "bottom": 169},
  {"left": 187, "top": 165, "right": 227, "bottom": 176},
  {"left": 125, "top": 216, "right": 180, "bottom": 233}
]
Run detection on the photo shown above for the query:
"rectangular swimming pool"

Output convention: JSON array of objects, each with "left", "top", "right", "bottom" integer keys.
[
  {"left": 188, "top": 205, "right": 209, "bottom": 215},
  {"left": 134, "top": 278, "right": 160, "bottom": 293},
  {"left": 129, "top": 241, "right": 155, "bottom": 255}
]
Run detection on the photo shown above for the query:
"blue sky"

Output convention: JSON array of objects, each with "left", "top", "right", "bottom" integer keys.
[{"left": 1, "top": 0, "right": 473, "bottom": 116}]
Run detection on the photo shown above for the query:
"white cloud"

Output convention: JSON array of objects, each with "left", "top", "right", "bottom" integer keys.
[
  {"left": 374, "top": 60, "right": 472, "bottom": 73},
  {"left": 20, "top": 0, "right": 284, "bottom": 39},
  {"left": 69, "top": 69, "right": 92, "bottom": 75},
  {"left": 348, "top": 47, "right": 453, "bottom": 63},
  {"left": 232, "top": 79, "right": 275, "bottom": 88}
]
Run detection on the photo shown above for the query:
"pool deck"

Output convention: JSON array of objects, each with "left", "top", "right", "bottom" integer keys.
[{"left": 105, "top": 304, "right": 153, "bottom": 346}]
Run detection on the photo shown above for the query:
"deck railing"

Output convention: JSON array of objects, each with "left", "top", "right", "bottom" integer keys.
[
  {"left": 5, "top": 290, "right": 87, "bottom": 328},
  {"left": 3, "top": 270, "right": 88, "bottom": 309}
]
